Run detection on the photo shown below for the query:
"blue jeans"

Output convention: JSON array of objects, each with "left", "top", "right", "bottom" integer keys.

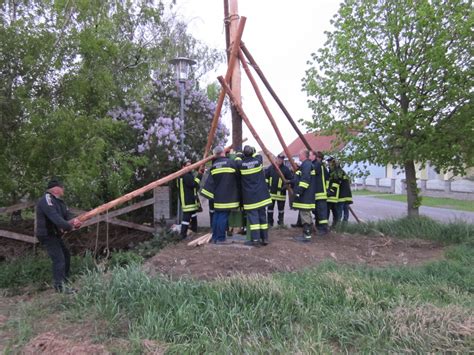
[{"left": 212, "top": 210, "right": 229, "bottom": 242}]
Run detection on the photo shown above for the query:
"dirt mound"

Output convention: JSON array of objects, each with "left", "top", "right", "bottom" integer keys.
[
  {"left": 145, "top": 229, "right": 444, "bottom": 279},
  {"left": 23, "top": 332, "right": 108, "bottom": 354}
]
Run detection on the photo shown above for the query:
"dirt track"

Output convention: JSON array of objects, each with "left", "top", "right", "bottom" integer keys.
[{"left": 145, "top": 228, "right": 444, "bottom": 280}]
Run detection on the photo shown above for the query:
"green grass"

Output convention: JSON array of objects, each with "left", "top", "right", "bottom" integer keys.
[
  {"left": 373, "top": 194, "right": 474, "bottom": 212},
  {"left": 67, "top": 244, "right": 473, "bottom": 353},
  {"left": 335, "top": 216, "right": 474, "bottom": 245}
]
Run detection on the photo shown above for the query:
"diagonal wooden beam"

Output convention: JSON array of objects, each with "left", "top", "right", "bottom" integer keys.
[
  {"left": 203, "top": 16, "right": 247, "bottom": 158},
  {"left": 239, "top": 49, "right": 298, "bottom": 172},
  {"left": 240, "top": 42, "right": 312, "bottom": 151},
  {"left": 217, "top": 76, "right": 293, "bottom": 194}
]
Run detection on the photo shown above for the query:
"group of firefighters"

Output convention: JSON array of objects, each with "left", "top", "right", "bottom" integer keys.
[{"left": 177, "top": 145, "right": 353, "bottom": 246}]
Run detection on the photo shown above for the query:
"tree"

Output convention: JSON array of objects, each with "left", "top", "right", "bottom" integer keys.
[
  {"left": 303, "top": 0, "right": 473, "bottom": 216},
  {"left": 0, "top": 0, "right": 224, "bottom": 208}
]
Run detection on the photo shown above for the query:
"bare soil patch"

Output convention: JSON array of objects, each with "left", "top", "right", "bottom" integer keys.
[{"left": 145, "top": 228, "right": 444, "bottom": 280}]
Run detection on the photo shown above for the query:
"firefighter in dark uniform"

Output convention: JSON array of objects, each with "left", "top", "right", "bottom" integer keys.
[
  {"left": 310, "top": 151, "right": 329, "bottom": 234},
  {"left": 236, "top": 146, "right": 272, "bottom": 246},
  {"left": 338, "top": 167, "right": 353, "bottom": 221},
  {"left": 200, "top": 146, "right": 240, "bottom": 243},
  {"left": 265, "top": 154, "right": 293, "bottom": 226},
  {"left": 327, "top": 157, "right": 344, "bottom": 226},
  {"left": 176, "top": 160, "right": 203, "bottom": 239},
  {"left": 35, "top": 179, "right": 81, "bottom": 293},
  {"left": 291, "top": 149, "right": 316, "bottom": 242}
]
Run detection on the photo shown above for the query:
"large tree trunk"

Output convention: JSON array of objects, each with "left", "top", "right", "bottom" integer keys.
[{"left": 404, "top": 160, "right": 419, "bottom": 217}]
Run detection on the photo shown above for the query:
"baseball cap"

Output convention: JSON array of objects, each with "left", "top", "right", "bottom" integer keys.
[{"left": 47, "top": 178, "right": 64, "bottom": 189}]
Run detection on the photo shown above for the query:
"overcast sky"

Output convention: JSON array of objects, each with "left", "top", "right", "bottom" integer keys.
[{"left": 176, "top": 0, "right": 342, "bottom": 154}]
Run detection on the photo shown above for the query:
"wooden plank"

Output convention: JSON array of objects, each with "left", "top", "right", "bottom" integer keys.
[
  {"left": 0, "top": 201, "right": 35, "bottom": 214},
  {"left": 106, "top": 219, "right": 155, "bottom": 234},
  {"left": 0, "top": 229, "right": 38, "bottom": 244}
]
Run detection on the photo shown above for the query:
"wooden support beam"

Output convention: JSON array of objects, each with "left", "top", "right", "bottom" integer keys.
[
  {"left": 0, "top": 201, "right": 35, "bottom": 214},
  {"left": 73, "top": 143, "right": 236, "bottom": 224},
  {"left": 0, "top": 230, "right": 38, "bottom": 244},
  {"left": 217, "top": 76, "right": 293, "bottom": 194},
  {"left": 240, "top": 43, "right": 312, "bottom": 151},
  {"left": 239, "top": 49, "right": 298, "bottom": 172},
  {"left": 106, "top": 219, "right": 155, "bottom": 234},
  {"left": 203, "top": 16, "right": 247, "bottom": 158}
]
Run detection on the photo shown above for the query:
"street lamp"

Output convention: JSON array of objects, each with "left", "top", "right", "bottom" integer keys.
[
  {"left": 169, "top": 57, "right": 196, "bottom": 224},
  {"left": 169, "top": 57, "right": 196, "bottom": 151}
]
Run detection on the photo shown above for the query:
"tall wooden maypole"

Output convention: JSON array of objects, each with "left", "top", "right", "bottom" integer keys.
[{"left": 225, "top": 0, "right": 243, "bottom": 151}]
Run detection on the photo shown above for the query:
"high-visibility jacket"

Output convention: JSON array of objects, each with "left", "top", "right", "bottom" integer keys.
[
  {"left": 236, "top": 154, "right": 271, "bottom": 210},
  {"left": 327, "top": 166, "right": 344, "bottom": 203},
  {"left": 176, "top": 172, "right": 202, "bottom": 212},
  {"left": 339, "top": 170, "right": 353, "bottom": 204},
  {"left": 265, "top": 163, "right": 293, "bottom": 201},
  {"left": 200, "top": 157, "right": 240, "bottom": 210},
  {"left": 312, "top": 160, "right": 328, "bottom": 201},
  {"left": 291, "top": 159, "right": 316, "bottom": 210}
]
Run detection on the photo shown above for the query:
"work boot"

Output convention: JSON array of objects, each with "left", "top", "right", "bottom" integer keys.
[
  {"left": 244, "top": 239, "right": 260, "bottom": 247},
  {"left": 180, "top": 223, "right": 189, "bottom": 240},
  {"left": 294, "top": 224, "right": 312, "bottom": 242},
  {"left": 277, "top": 212, "right": 284, "bottom": 226},
  {"left": 190, "top": 215, "right": 198, "bottom": 232},
  {"left": 267, "top": 211, "right": 274, "bottom": 227}
]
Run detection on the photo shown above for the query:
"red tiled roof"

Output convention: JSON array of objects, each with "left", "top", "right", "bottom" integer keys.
[{"left": 283, "top": 133, "right": 347, "bottom": 156}]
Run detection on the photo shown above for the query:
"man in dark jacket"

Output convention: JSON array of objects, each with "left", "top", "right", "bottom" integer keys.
[
  {"left": 327, "top": 157, "right": 344, "bottom": 226},
  {"left": 200, "top": 146, "right": 240, "bottom": 243},
  {"left": 176, "top": 160, "right": 203, "bottom": 239},
  {"left": 338, "top": 166, "right": 353, "bottom": 222},
  {"left": 236, "top": 146, "right": 272, "bottom": 246},
  {"left": 35, "top": 179, "right": 81, "bottom": 293},
  {"left": 291, "top": 149, "right": 316, "bottom": 242},
  {"left": 265, "top": 154, "right": 293, "bottom": 226}
]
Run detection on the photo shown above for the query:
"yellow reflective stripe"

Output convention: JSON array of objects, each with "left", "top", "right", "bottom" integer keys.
[
  {"left": 295, "top": 171, "right": 301, "bottom": 175},
  {"left": 292, "top": 202, "right": 315, "bottom": 209},
  {"left": 265, "top": 179, "right": 269, "bottom": 183},
  {"left": 315, "top": 192, "right": 327, "bottom": 200},
  {"left": 240, "top": 165, "right": 263, "bottom": 175},
  {"left": 277, "top": 178, "right": 283, "bottom": 189},
  {"left": 270, "top": 194, "right": 286, "bottom": 201},
  {"left": 249, "top": 223, "right": 269, "bottom": 230},
  {"left": 235, "top": 157, "right": 242, "bottom": 161},
  {"left": 332, "top": 183, "right": 340, "bottom": 188},
  {"left": 318, "top": 219, "right": 328, "bottom": 224},
  {"left": 321, "top": 167, "right": 327, "bottom": 194},
  {"left": 200, "top": 189, "right": 214, "bottom": 199},
  {"left": 211, "top": 167, "right": 236, "bottom": 175},
  {"left": 252, "top": 153, "right": 257, "bottom": 157},
  {"left": 327, "top": 196, "right": 338, "bottom": 203},
  {"left": 299, "top": 181, "right": 309, "bottom": 188},
  {"left": 194, "top": 177, "right": 201, "bottom": 184},
  {"left": 339, "top": 197, "right": 353, "bottom": 202},
  {"left": 179, "top": 178, "right": 186, "bottom": 206},
  {"left": 311, "top": 170, "right": 316, "bottom": 175},
  {"left": 182, "top": 204, "right": 198, "bottom": 212},
  {"left": 243, "top": 198, "right": 272, "bottom": 210},
  {"left": 269, "top": 177, "right": 273, "bottom": 187},
  {"left": 214, "top": 201, "right": 240, "bottom": 209}
]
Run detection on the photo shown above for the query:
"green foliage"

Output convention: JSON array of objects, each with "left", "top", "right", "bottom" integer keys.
[
  {"left": 134, "top": 229, "right": 181, "bottom": 258},
  {"left": 336, "top": 217, "right": 474, "bottom": 245},
  {"left": 303, "top": 0, "right": 473, "bottom": 214},
  {"left": 0, "top": 0, "right": 223, "bottom": 207},
  {"left": 0, "top": 252, "right": 95, "bottom": 290},
  {"left": 70, "top": 246, "right": 473, "bottom": 353},
  {"left": 109, "top": 251, "right": 144, "bottom": 269}
]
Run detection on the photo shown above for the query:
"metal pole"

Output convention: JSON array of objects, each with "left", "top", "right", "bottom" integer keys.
[{"left": 177, "top": 80, "right": 186, "bottom": 224}]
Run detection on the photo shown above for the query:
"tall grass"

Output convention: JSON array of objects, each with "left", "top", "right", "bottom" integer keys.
[
  {"left": 70, "top": 244, "right": 474, "bottom": 353},
  {"left": 336, "top": 216, "right": 474, "bottom": 245}
]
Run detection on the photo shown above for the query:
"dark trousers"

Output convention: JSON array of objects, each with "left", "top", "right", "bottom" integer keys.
[
  {"left": 247, "top": 207, "right": 269, "bottom": 241},
  {"left": 327, "top": 202, "right": 340, "bottom": 226},
  {"left": 37, "top": 234, "right": 70, "bottom": 290},
  {"left": 314, "top": 199, "right": 329, "bottom": 230},
  {"left": 181, "top": 211, "right": 198, "bottom": 239},
  {"left": 267, "top": 199, "right": 285, "bottom": 226},
  {"left": 341, "top": 202, "right": 350, "bottom": 221},
  {"left": 212, "top": 210, "right": 229, "bottom": 242},
  {"left": 209, "top": 200, "right": 215, "bottom": 226}
]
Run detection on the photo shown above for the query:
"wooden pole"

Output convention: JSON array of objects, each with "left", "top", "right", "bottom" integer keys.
[
  {"left": 203, "top": 17, "right": 247, "bottom": 158},
  {"left": 229, "top": 0, "right": 243, "bottom": 152},
  {"left": 223, "top": 0, "right": 231, "bottom": 62},
  {"left": 239, "top": 50, "right": 298, "bottom": 172},
  {"left": 217, "top": 76, "right": 293, "bottom": 193},
  {"left": 349, "top": 206, "right": 363, "bottom": 224},
  {"left": 74, "top": 143, "right": 236, "bottom": 224},
  {"left": 240, "top": 43, "right": 312, "bottom": 150}
]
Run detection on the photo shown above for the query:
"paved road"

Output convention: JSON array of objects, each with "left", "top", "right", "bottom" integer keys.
[{"left": 197, "top": 195, "right": 474, "bottom": 227}]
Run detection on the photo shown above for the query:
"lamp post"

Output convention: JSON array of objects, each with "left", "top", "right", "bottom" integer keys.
[{"left": 169, "top": 57, "right": 196, "bottom": 223}]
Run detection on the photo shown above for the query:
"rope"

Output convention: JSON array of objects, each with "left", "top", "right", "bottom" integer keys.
[{"left": 104, "top": 209, "right": 110, "bottom": 259}]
